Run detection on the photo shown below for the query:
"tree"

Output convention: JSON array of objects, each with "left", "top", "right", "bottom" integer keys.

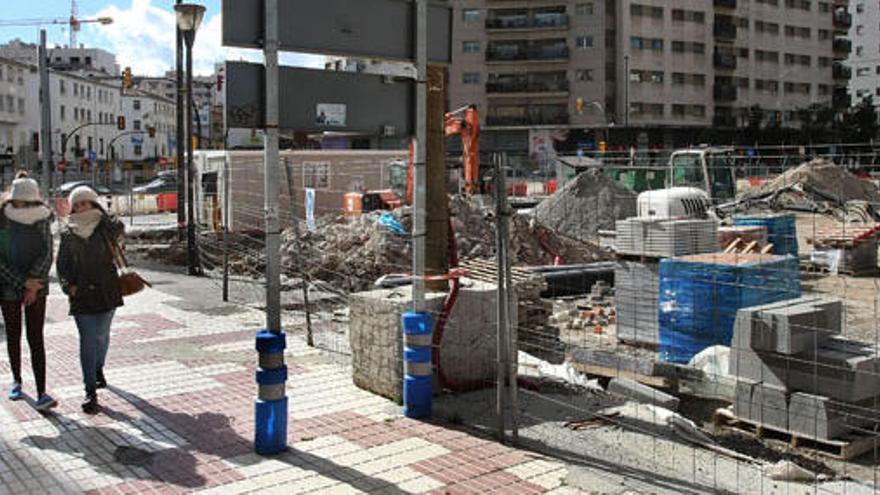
[{"left": 845, "top": 96, "right": 879, "bottom": 143}]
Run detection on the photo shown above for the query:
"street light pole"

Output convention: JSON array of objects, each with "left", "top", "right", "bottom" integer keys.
[
  {"left": 184, "top": 31, "right": 200, "bottom": 275},
  {"left": 38, "top": 30, "right": 53, "bottom": 196},
  {"left": 176, "top": 0, "right": 185, "bottom": 241}
]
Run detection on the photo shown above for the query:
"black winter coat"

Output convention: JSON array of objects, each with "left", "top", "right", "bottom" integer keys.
[{"left": 56, "top": 215, "right": 125, "bottom": 315}]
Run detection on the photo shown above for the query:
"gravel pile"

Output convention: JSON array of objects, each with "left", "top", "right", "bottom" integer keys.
[
  {"left": 742, "top": 158, "right": 880, "bottom": 205},
  {"left": 534, "top": 170, "right": 637, "bottom": 243}
]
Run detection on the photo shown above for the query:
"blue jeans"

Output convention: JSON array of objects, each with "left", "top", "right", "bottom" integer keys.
[{"left": 75, "top": 310, "right": 115, "bottom": 396}]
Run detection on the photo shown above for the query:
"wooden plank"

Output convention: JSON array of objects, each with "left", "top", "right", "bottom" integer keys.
[
  {"left": 724, "top": 238, "right": 742, "bottom": 254},
  {"left": 572, "top": 362, "right": 669, "bottom": 388}
]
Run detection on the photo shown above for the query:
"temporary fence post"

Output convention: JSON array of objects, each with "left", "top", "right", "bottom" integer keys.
[{"left": 493, "top": 153, "right": 508, "bottom": 441}]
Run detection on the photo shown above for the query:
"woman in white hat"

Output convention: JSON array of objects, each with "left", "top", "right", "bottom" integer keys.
[
  {"left": 56, "top": 185, "right": 124, "bottom": 414},
  {"left": 0, "top": 172, "right": 56, "bottom": 411}
]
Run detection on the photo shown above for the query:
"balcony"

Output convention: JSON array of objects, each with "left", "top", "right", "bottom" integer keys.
[
  {"left": 714, "top": 84, "right": 738, "bottom": 102},
  {"left": 833, "top": 36, "right": 852, "bottom": 54},
  {"left": 486, "top": 105, "right": 569, "bottom": 126},
  {"left": 714, "top": 0, "right": 737, "bottom": 8},
  {"left": 832, "top": 62, "right": 851, "bottom": 80},
  {"left": 486, "top": 79, "right": 569, "bottom": 94},
  {"left": 486, "top": 45, "right": 569, "bottom": 62},
  {"left": 832, "top": 88, "right": 850, "bottom": 109},
  {"left": 713, "top": 21, "right": 737, "bottom": 40},
  {"left": 713, "top": 114, "right": 737, "bottom": 127},
  {"left": 486, "top": 13, "right": 568, "bottom": 30},
  {"left": 833, "top": 10, "right": 852, "bottom": 29},
  {"left": 713, "top": 52, "right": 737, "bottom": 70}
]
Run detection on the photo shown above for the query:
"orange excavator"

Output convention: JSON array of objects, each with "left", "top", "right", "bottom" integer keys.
[{"left": 406, "top": 105, "right": 480, "bottom": 203}]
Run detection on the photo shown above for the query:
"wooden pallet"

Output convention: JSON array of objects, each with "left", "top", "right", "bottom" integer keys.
[
  {"left": 459, "top": 259, "right": 538, "bottom": 286},
  {"left": 713, "top": 407, "right": 880, "bottom": 461}
]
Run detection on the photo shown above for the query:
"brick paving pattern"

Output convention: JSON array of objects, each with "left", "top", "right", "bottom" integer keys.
[{"left": 0, "top": 285, "right": 569, "bottom": 494}]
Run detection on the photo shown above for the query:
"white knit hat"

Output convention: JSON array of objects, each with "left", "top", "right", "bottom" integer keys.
[
  {"left": 9, "top": 178, "right": 41, "bottom": 203},
  {"left": 69, "top": 185, "right": 99, "bottom": 208}
]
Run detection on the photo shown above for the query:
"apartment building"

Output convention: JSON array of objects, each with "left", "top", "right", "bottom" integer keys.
[
  {"left": 449, "top": 0, "right": 851, "bottom": 153},
  {"left": 0, "top": 58, "right": 38, "bottom": 165},
  {"left": 848, "top": 0, "right": 880, "bottom": 106}
]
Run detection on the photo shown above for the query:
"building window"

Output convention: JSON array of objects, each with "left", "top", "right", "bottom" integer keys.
[
  {"left": 856, "top": 46, "right": 864, "bottom": 56},
  {"left": 755, "top": 21, "right": 780, "bottom": 35},
  {"left": 462, "top": 72, "right": 480, "bottom": 84},
  {"left": 672, "top": 41, "right": 704, "bottom": 54},
  {"left": 631, "top": 37, "right": 663, "bottom": 51},
  {"left": 303, "top": 161, "right": 331, "bottom": 190},
  {"left": 784, "top": 25, "right": 811, "bottom": 39},
  {"left": 59, "top": 80, "right": 66, "bottom": 94},
  {"left": 671, "top": 9, "right": 705, "bottom": 23},
  {"left": 855, "top": 3, "right": 864, "bottom": 13},
  {"left": 818, "top": 2, "right": 830, "bottom": 12},
  {"left": 818, "top": 29, "right": 831, "bottom": 41},
  {"left": 857, "top": 67, "right": 872, "bottom": 76},
  {"left": 576, "top": 36, "right": 594, "bottom": 49},
  {"left": 575, "top": 69, "right": 594, "bottom": 81},
  {"left": 133, "top": 99, "right": 141, "bottom": 110},
  {"left": 856, "top": 25, "right": 864, "bottom": 35},
  {"left": 134, "top": 144, "right": 142, "bottom": 156},
  {"left": 462, "top": 41, "right": 480, "bottom": 54},
  {"left": 73, "top": 83, "right": 78, "bottom": 96},
  {"left": 60, "top": 105, "right": 66, "bottom": 121},
  {"left": 784, "top": 0, "right": 811, "bottom": 10},
  {"left": 86, "top": 86, "right": 91, "bottom": 100},
  {"left": 74, "top": 108, "right": 79, "bottom": 120},
  {"left": 630, "top": 4, "right": 663, "bottom": 18},
  {"left": 630, "top": 69, "right": 664, "bottom": 83},
  {"left": 134, "top": 120, "right": 141, "bottom": 131},
  {"left": 784, "top": 53, "right": 811, "bottom": 66},
  {"left": 462, "top": 9, "right": 480, "bottom": 23},
  {"left": 16, "top": 98, "right": 23, "bottom": 115},
  {"left": 575, "top": 3, "right": 593, "bottom": 15}
]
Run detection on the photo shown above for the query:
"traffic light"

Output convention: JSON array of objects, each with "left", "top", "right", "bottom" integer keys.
[
  {"left": 575, "top": 97, "right": 585, "bottom": 115},
  {"left": 117, "top": 116, "right": 126, "bottom": 130},
  {"left": 599, "top": 141, "right": 607, "bottom": 153},
  {"left": 122, "top": 67, "right": 132, "bottom": 89},
  {"left": 148, "top": 126, "right": 156, "bottom": 138}
]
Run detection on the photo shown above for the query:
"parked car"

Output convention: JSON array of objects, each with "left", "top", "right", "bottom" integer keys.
[
  {"left": 132, "top": 174, "right": 177, "bottom": 194},
  {"left": 54, "top": 180, "right": 112, "bottom": 197}
]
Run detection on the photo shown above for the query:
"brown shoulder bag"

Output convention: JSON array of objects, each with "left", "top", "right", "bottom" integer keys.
[{"left": 105, "top": 232, "right": 152, "bottom": 297}]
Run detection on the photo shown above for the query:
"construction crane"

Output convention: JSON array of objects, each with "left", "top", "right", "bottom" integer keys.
[{"left": 0, "top": 0, "right": 112, "bottom": 47}]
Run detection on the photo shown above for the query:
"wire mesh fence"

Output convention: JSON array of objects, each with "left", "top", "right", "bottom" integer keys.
[{"left": 150, "top": 142, "right": 880, "bottom": 493}]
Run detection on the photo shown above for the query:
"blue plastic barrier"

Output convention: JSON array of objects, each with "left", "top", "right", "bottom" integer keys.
[
  {"left": 255, "top": 330, "right": 288, "bottom": 455},
  {"left": 402, "top": 311, "right": 433, "bottom": 419},
  {"left": 734, "top": 214, "right": 798, "bottom": 257}
]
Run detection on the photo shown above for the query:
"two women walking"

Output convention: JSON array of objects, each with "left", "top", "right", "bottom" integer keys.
[{"left": 0, "top": 175, "right": 124, "bottom": 415}]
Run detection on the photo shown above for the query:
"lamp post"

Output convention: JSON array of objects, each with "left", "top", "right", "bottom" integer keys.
[
  {"left": 175, "top": 3, "right": 205, "bottom": 277},
  {"left": 175, "top": 0, "right": 184, "bottom": 241}
]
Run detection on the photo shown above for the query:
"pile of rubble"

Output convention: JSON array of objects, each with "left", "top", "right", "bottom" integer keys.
[
  {"left": 533, "top": 169, "right": 637, "bottom": 243},
  {"left": 737, "top": 159, "right": 880, "bottom": 220},
  {"left": 283, "top": 196, "right": 611, "bottom": 292}
]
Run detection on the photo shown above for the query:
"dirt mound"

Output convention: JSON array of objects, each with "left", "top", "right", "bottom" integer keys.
[
  {"left": 743, "top": 158, "right": 880, "bottom": 205},
  {"left": 284, "top": 196, "right": 611, "bottom": 292},
  {"left": 534, "top": 170, "right": 637, "bottom": 243}
]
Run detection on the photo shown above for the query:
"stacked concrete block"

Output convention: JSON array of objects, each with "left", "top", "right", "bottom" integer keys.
[
  {"left": 349, "top": 282, "right": 508, "bottom": 403},
  {"left": 616, "top": 218, "right": 719, "bottom": 258},
  {"left": 615, "top": 260, "right": 660, "bottom": 346},
  {"left": 788, "top": 393, "right": 880, "bottom": 440},
  {"left": 729, "top": 295, "right": 880, "bottom": 440}
]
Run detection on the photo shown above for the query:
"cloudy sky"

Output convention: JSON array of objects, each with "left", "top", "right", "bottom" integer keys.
[{"left": 1, "top": 0, "right": 325, "bottom": 75}]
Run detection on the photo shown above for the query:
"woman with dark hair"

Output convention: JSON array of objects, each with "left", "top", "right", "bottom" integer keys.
[
  {"left": 0, "top": 172, "right": 56, "bottom": 411},
  {"left": 57, "top": 185, "right": 124, "bottom": 414}
]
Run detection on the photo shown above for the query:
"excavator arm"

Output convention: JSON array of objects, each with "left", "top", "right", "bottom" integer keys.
[{"left": 406, "top": 105, "right": 480, "bottom": 204}]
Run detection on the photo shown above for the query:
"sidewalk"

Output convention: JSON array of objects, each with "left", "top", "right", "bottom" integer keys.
[{"left": 0, "top": 274, "right": 570, "bottom": 494}]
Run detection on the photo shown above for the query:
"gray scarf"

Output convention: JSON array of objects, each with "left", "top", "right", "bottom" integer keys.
[
  {"left": 3, "top": 204, "right": 51, "bottom": 225},
  {"left": 67, "top": 209, "right": 104, "bottom": 239}
]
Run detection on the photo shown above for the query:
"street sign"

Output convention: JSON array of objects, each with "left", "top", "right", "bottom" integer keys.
[
  {"left": 226, "top": 62, "right": 414, "bottom": 134},
  {"left": 88, "top": 151, "right": 97, "bottom": 162},
  {"left": 222, "top": 0, "right": 451, "bottom": 63}
]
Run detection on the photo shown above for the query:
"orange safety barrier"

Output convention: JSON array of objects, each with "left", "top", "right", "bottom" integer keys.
[
  {"left": 343, "top": 192, "right": 363, "bottom": 217},
  {"left": 513, "top": 183, "right": 528, "bottom": 197},
  {"left": 156, "top": 193, "right": 178, "bottom": 213}
]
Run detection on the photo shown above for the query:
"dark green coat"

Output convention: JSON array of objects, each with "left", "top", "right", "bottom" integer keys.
[{"left": 56, "top": 215, "right": 125, "bottom": 315}]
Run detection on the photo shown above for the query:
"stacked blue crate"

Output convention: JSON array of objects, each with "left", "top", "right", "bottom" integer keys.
[{"left": 658, "top": 254, "right": 801, "bottom": 363}]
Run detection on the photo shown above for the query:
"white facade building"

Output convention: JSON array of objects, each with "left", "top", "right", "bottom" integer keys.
[{"left": 848, "top": 0, "right": 880, "bottom": 106}]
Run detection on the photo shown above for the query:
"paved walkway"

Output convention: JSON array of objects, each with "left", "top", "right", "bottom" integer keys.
[{"left": 0, "top": 278, "right": 571, "bottom": 494}]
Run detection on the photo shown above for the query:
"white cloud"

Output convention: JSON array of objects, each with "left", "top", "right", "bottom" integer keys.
[{"left": 83, "top": 0, "right": 324, "bottom": 76}]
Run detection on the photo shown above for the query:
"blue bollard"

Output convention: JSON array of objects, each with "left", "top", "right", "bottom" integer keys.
[
  {"left": 402, "top": 311, "right": 433, "bottom": 419},
  {"left": 255, "top": 330, "right": 288, "bottom": 455}
]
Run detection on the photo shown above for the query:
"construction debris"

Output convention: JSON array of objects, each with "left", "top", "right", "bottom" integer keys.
[
  {"left": 736, "top": 159, "right": 880, "bottom": 219},
  {"left": 284, "top": 196, "right": 611, "bottom": 292},
  {"left": 534, "top": 169, "right": 637, "bottom": 243}
]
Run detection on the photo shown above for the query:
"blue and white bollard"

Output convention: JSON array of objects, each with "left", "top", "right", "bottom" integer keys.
[
  {"left": 402, "top": 311, "right": 433, "bottom": 419},
  {"left": 255, "top": 330, "right": 288, "bottom": 455}
]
